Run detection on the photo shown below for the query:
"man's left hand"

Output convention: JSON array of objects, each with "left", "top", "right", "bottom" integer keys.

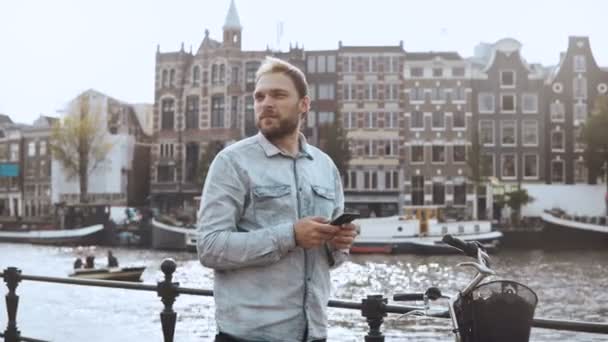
[{"left": 328, "top": 223, "right": 358, "bottom": 250}]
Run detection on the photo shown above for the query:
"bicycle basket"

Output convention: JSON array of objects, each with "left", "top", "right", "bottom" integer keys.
[{"left": 454, "top": 280, "right": 538, "bottom": 342}]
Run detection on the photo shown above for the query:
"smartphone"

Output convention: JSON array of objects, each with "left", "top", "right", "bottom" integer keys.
[{"left": 330, "top": 211, "right": 360, "bottom": 226}]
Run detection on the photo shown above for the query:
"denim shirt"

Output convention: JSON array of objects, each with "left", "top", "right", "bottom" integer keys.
[{"left": 196, "top": 132, "right": 347, "bottom": 342}]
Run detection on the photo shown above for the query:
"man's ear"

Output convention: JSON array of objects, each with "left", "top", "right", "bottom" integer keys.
[{"left": 299, "top": 95, "right": 311, "bottom": 114}]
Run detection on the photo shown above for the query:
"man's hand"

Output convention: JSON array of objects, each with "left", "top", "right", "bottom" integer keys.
[
  {"left": 328, "top": 223, "right": 358, "bottom": 250},
  {"left": 294, "top": 217, "right": 339, "bottom": 249}
]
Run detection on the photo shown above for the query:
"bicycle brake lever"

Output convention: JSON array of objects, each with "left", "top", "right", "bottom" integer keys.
[{"left": 456, "top": 261, "right": 496, "bottom": 276}]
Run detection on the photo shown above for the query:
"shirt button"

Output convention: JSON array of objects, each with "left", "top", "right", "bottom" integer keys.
[
  {"left": 307, "top": 277, "right": 311, "bottom": 281},
  {"left": 299, "top": 187, "right": 303, "bottom": 192}
]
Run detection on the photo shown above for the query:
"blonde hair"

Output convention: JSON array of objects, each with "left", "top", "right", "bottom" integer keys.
[{"left": 255, "top": 57, "right": 308, "bottom": 99}]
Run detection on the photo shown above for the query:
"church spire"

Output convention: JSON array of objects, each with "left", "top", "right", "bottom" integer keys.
[{"left": 223, "top": 0, "right": 241, "bottom": 30}]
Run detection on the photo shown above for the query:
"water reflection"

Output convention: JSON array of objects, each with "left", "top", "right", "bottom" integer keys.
[{"left": 0, "top": 243, "right": 606, "bottom": 341}]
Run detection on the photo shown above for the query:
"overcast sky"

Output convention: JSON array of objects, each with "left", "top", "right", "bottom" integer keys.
[{"left": 1, "top": 0, "right": 606, "bottom": 124}]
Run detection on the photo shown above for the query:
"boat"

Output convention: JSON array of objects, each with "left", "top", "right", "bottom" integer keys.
[
  {"left": 351, "top": 206, "right": 502, "bottom": 254},
  {"left": 539, "top": 209, "right": 608, "bottom": 249},
  {"left": 69, "top": 266, "right": 146, "bottom": 282},
  {"left": 0, "top": 224, "right": 105, "bottom": 245},
  {"left": 151, "top": 218, "right": 197, "bottom": 251}
]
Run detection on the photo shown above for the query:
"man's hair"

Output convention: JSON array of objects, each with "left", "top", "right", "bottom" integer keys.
[{"left": 255, "top": 57, "right": 308, "bottom": 99}]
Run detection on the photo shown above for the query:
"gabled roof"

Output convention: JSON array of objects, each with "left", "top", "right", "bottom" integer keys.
[{"left": 0, "top": 114, "right": 13, "bottom": 124}]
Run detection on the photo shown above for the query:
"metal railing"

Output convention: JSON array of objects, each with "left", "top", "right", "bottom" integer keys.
[{"left": 2, "top": 258, "right": 608, "bottom": 342}]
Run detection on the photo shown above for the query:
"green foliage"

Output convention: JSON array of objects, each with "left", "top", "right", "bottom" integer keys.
[
  {"left": 198, "top": 141, "right": 224, "bottom": 187},
  {"left": 582, "top": 96, "right": 608, "bottom": 185},
  {"left": 318, "top": 118, "right": 351, "bottom": 178},
  {"left": 49, "top": 95, "right": 113, "bottom": 203},
  {"left": 466, "top": 127, "right": 489, "bottom": 187}
]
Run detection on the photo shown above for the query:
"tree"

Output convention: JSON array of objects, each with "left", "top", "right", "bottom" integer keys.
[
  {"left": 318, "top": 118, "right": 351, "bottom": 178},
  {"left": 50, "top": 95, "right": 113, "bottom": 203},
  {"left": 503, "top": 187, "right": 534, "bottom": 226},
  {"left": 466, "top": 127, "right": 489, "bottom": 219},
  {"left": 198, "top": 140, "right": 224, "bottom": 187},
  {"left": 582, "top": 95, "right": 608, "bottom": 193}
]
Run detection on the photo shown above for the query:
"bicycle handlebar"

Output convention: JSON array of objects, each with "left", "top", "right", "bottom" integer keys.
[
  {"left": 442, "top": 234, "right": 481, "bottom": 258},
  {"left": 393, "top": 293, "right": 424, "bottom": 301}
]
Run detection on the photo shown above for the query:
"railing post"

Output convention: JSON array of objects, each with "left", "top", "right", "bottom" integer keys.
[
  {"left": 157, "top": 259, "right": 179, "bottom": 342},
  {"left": 3, "top": 267, "right": 22, "bottom": 342},
  {"left": 361, "top": 294, "right": 387, "bottom": 342}
]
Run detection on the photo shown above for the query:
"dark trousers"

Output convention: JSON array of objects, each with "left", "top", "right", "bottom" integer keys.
[{"left": 215, "top": 332, "right": 326, "bottom": 342}]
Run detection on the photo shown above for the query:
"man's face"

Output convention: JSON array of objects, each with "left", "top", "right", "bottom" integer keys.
[{"left": 253, "top": 72, "right": 310, "bottom": 140}]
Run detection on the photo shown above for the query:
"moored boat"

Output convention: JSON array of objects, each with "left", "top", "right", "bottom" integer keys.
[
  {"left": 69, "top": 266, "right": 146, "bottom": 282},
  {"left": 0, "top": 224, "right": 105, "bottom": 245},
  {"left": 352, "top": 206, "right": 502, "bottom": 254},
  {"left": 539, "top": 209, "right": 608, "bottom": 249},
  {"left": 151, "top": 218, "right": 197, "bottom": 251}
]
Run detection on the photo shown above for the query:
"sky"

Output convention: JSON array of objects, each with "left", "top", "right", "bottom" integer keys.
[{"left": 1, "top": 0, "right": 606, "bottom": 125}]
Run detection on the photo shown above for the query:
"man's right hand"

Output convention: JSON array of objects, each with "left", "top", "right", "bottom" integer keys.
[{"left": 294, "top": 217, "right": 339, "bottom": 249}]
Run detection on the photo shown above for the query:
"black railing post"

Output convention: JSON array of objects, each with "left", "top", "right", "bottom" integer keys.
[
  {"left": 157, "top": 259, "right": 179, "bottom": 342},
  {"left": 361, "top": 294, "right": 387, "bottom": 342},
  {"left": 3, "top": 267, "right": 22, "bottom": 342}
]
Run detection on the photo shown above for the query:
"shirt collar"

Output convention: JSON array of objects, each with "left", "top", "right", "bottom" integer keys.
[{"left": 256, "top": 131, "right": 314, "bottom": 160}]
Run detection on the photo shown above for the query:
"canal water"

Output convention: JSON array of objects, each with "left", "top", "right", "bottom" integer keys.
[{"left": 0, "top": 243, "right": 606, "bottom": 341}]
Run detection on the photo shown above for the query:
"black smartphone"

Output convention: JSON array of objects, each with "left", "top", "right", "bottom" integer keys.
[{"left": 330, "top": 211, "right": 360, "bottom": 226}]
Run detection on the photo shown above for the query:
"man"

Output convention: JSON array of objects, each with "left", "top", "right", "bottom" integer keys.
[
  {"left": 197, "top": 57, "right": 357, "bottom": 342},
  {"left": 107, "top": 250, "right": 118, "bottom": 268}
]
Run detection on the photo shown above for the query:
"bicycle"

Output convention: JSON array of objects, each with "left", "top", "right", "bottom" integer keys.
[{"left": 392, "top": 234, "right": 538, "bottom": 342}]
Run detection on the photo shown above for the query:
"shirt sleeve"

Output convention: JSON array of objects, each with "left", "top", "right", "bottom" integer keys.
[
  {"left": 196, "top": 153, "right": 296, "bottom": 271},
  {"left": 329, "top": 160, "right": 349, "bottom": 269}
]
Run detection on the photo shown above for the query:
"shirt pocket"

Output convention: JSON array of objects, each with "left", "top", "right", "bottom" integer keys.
[
  {"left": 252, "top": 184, "right": 292, "bottom": 223},
  {"left": 311, "top": 185, "right": 336, "bottom": 218}
]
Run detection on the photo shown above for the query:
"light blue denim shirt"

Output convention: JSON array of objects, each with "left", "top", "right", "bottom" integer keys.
[{"left": 196, "top": 132, "right": 347, "bottom": 342}]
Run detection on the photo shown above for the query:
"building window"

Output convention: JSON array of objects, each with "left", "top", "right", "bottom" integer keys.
[
  {"left": 161, "top": 69, "right": 168, "bottom": 88},
  {"left": 410, "top": 111, "right": 424, "bottom": 129},
  {"left": 522, "top": 120, "right": 538, "bottom": 146},
  {"left": 523, "top": 154, "right": 539, "bottom": 179},
  {"left": 28, "top": 142, "right": 36, "bottom": 157},
  {"left": 433, "top": 182, "right": 445, "bottom": 205},
  {"left": 386, "top": 84, "right": 399, "bottom": 101},
  {"left": 231, "top": 66, "right": 239, "bottom": 85},
  {"left": 551, "top": 160, "right": 565, "bottom": 183},
  {"left": 342, "top": 57, "right": 353, "bottom": 73},
  {"left": 327, "top": 55, "right": 336, "bottom": 73},
  {"left": 185, "top": 96, "right": 199, "bottom": 130},
  {"left": 185, "top": 143, "right": 199, "bottom": 183},
  {"left": 230, "top": 96, "right": 239, "bottom": 129},
  {"left": 384, "top": 140, "right": 397, "bottom": 157},
  {"left": 454, "top": 182, "right": 466, "bottom": 205},
  {"left": 453, "top": 145, "right": 466, "bottom": 163},
  {"left": 365, "top": 84, "right": 377, "bottom": 100},
  {"left": 159, "top": 143, "right": 174, "bottom": 158},
  {"left": 501, "top": 154, "right": 516, "bottom": 179},
  {"left": 500, "top": 70, "right": 515, "bottom": 87},
  {"left": 432, "top": 112, "right": 445, "bottom": 129},
  {"left": 522, "top": 94, "right": 538, "bottom": 113},
  {"left": 574, "top": 55, "right": 586, "bottom": 72},
  {"left": 452, "top": 87, "right": 465, "bottom": 101},
  {"left": 318, "top": 112, "right": 335, "bottom": 125},
  {"left": 317, "top": 55, "right": 326, "bottom": 73},
  {"left": 452, "top": 67, "right": 465, "bottom": 77},
  {"left": 412, "top": 176, "right": 425, "bottom": 205},
  {"left": 501, "top": 120, "right": 516, "bottom": 146},
  {"left": 551, "top": 102, "right": 565, "bottom": 122},
  {"left": 410, "top": 88, "right": 425, "bottom": 102},
  {"left": 410, "top": 67, "right": 424, "bottom": 77},
  {"left": 365, "top": 112, "right": 377, "bottom": 128},
  {"left": 452, "top": 111, "right": 466, "bottom": 129},
  {"left": 349, "top": 170, "right": 357, "bottom": 189},
  {"left": 574, "top": 103, "right": 588, "bottom": 123},
  {"left": 385, "top": 112, "right": 398, "bottom": 129},
  {"left": 432, "top": 68, "right": 443, "bottom": 77},
  {"left": 483, "top": 154, "right": 494, "bottom": 177},
  {"left": 161, "top": 98, "right": 175, "bottom": 130},
  {"left": 343, "top": 84, "right": 355, "bottom": 101},
  {"left": 157, "top": 165, "right": 174, "bottom": 182},
  {"left": 39, "top": 141, "right": 47, "bottom": 156},
  {"left": 480, "top": 120, "right": 494, "bottom": 145},
  {"left": 169, "top": 69, "right": 175, "bottom": 87},
  {"left": 574, "top": 160, "right": 586, "bottom": 183},
  {"left": 478, "top": 93, "right": 495, "bottom": 113},
  {"left": 211, "top": 95, "right": 225, "bottom": 128},
  {"left": 192, "top": 66, "right": 200, "bottom": 86},
  {"left": 318, "top": 84, "right": 335, "bottom": 100},
  {"left": 501, "top": 94, "right": 516, "bottom": 112},
  {"left": 363, "top": 171, "right": 371, "bottom": 189},
  {"left": 432, "top": 145, "right": 446, "bottom": 163},
  {"left": 342, "top": 112, "right": 354, "bottom": 129},
  {"left": 573, "top": 77, "right": 587, "bottom": 99},
  {"left": 551, "top": 130, "right": 565, "bottom": 151},
  {"left": 307, "top": 56, "right": 316, "bottom": 73},
  {"left": 245, "top": 61, "right": 260, "bottom": 90},
  {"left": 411, "top": 145, "right": 424, "bottom": 163},
  {"left": 574, "top": 126, "right": 585, "bottom": 151}
]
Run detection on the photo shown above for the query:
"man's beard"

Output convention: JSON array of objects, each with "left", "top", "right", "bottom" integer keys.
[{"left": 256, "top": 112, "right": 300, "bottom": 141}]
